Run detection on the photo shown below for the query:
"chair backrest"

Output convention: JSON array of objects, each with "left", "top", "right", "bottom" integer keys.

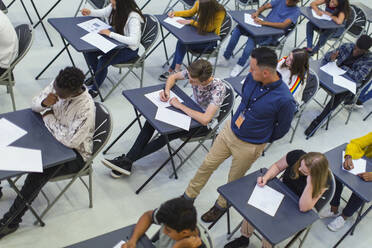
[
  {"left": 86, "top": 0, "right": 108, "bottom": 9},
  {"left": 181, "top": 0, "right": 197, "bottom": 8},
  {"left": 343, "top": 6, "right": 356, "bottom": 33},
  {"left": 140, "top": 14, "right": 159, "bottom": 54},
  {"left": 219, "top": 13, "right": 233, "bottom": 43},
  {"left": 92, "top": 102, "right": 113, "bottom": 156},
  {"left": 13, "top": 24, "right": 33, "bottom": 68},
  {"left": 301, "top": 68, "right": 319, "bottom": 104},
  {"left": 314, "top": 169, "right": 336, "bottom": 212},
  {"left": 348, "top": 5, "right": 367, "bottom": 38},
  {"left": 235, "top": 0, "right": 260, "bottom": 10},
  {"left": 217, "top": 80, "right": 235, "bottom": 124}
]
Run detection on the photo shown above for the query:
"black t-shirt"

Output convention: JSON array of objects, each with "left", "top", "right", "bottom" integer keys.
[{"left": 282, "top": 149, "right": 307, "bottom": 197}]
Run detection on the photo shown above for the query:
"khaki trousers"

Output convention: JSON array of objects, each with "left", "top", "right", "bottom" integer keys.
[
  {"left": 241, "top": 220, "right": 272, "bottom": 248},
  {"left": 185, "top": 121, "right": 266, "bottom": 208}
]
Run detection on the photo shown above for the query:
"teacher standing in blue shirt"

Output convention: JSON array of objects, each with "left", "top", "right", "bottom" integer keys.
[{"left": 182, "top": 47, "right": 297, "bottom": 223}]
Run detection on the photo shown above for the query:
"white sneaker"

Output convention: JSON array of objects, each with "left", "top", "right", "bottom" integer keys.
[
  {"left": 217, "top": 56, "right": 230, "bottom": 67},
  {"left": 319, "top": 208, "right": 338, "bottom": 218},
  {"left": 230, "top": 64, "right": 244, "bottom": 77},
  {"left": 328, "top": 216, "right": 346, "bottom": 232}
]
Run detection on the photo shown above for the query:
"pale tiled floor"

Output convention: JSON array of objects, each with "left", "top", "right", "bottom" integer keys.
[{"left": 0, "top": 0, "right": 371, "bottom": 247}]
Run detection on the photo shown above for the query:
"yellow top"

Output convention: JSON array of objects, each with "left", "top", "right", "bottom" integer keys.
[
  {"left": 345, "top": 132, "right": 372, "bottom": 159},
  {"left": 174, "top": 0, "right": 225, "bottom": 35}
]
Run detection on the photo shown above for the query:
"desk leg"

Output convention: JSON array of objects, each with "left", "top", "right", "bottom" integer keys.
[
  {"left": 145, "top": 31, "right": 171, "bottom": 60},
  {"left": 6, "top": 0, "right": 16, "bottom": 8},
  {"left": 160, "top": 26, "right": 170, "bottom": 65},
  {"left": 103, "top": 114, "right": 142, "bottom": 154},
  {"left": 29, "top": 0, "right": 54, "bottom": 47},
  {"left": 135, "top": 108, "right": 143, "bottom": 130},
  {"left": 19, "top": 0, "right": 34, "bottom": 25},
  {"left": 351, "top": 203, "right": 364, "bottom": 235},
  {"left": 227, "top": 207, "right": 231, "bottom": 234},
  {"left": 32, "top": 0, "right": 62, "bottom": 28},
  {"left": 333, "top": 204, "right": 372, "bottom": 248},
  {"left": 140, "top": 0, "right": 151, "bottom": 10},
  {"left": 165, "top": 134, "right": 178, "bottom": 180}
]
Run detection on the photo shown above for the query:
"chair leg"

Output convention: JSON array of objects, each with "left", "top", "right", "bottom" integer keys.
[
  {"left": 289, "top": 113, "right": 302, "bottom": 143},
  {"left": 89, "top": 168, "right": 93, "bottom": 208},
  {"left": 298, "top": 226, "right": 312, "bottom": 248},
  {"left": 140, "top": 63, "right": 144, "bottom": 88},
  {"left": 8, "top": 84, "right": 16, "bottom": 111}
]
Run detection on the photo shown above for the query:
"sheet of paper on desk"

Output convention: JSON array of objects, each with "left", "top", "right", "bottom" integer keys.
[
  {"left": 155, "top": 107, "right": 191, "bottom": 131},
  {"left": 0, "top": 146, "right": 42, "bottom": 172},
  {"left": 244, "top": 13, "right": 262, "bottom": 27},
  {"left": 333, "top": 75, "right": 356, "bottom": 94},
  {"left": 0, "top": 118, "right": 27, "bottom": 147},
  {"left": 320, "top": 62, "right": 346, "bottom": 77},
  {"left": 248, "top": 184, "right": 284, "bottom": 217},
  {"left": 145, "top": 89, "right": 183, "bottom": 108},
  {"left": 311, "top": 9, "right": 332, "bottom": 21},
  {"left": 81, "top": 32, "right": 117, "bottom": 53},
  {"left": 164, "top": 17, "right": 186, "bottom": 29},
  {"left": 77, "top": 18, "right": 111, "bottom": 33},
  {"left": 113, "top": 240, "right": 126, "bottom": 248},
  {"left": 342, "top": 151, "right": 366, "bottom": 175}
]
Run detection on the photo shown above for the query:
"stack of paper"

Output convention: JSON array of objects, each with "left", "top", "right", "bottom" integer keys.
[
  {"left": 0, "top": 118, "right": 43, "bottom": 173},
  {"left": 81, "top": 32, "right": 117, "bottom": 53},
  {"left": 155, "top": 106, "right": 191, "bottom": 131},
  {"left": 164, "top": 17, "right": 186, "bottom": 29},
  {"left": 145, "top": 90, "right": 183, "bottom": 108},
  {"left": 113, "top": 240, "right": 126, "bottom": 248},
  {"left": 320, "top": 62, "right": 356, "bottom": 94},
  {"left": 77, "top": 18, "right": 111, "bottom": 33},
  {"left": 342, "top": 151, "right": 366, "bottom": 175},
  {"left": 311, "top": 9, "right": 332, "bottom": 21},
  {"left": 244, "top": 13, "right": 262, "bottom": 27},
  {"left": 248, "top": 184, "right": 284, "bottom": 217}
]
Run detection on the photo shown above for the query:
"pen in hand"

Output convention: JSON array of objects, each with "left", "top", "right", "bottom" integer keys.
[{"left": 260, "top": 168, "right": 264, "bottom": 184}]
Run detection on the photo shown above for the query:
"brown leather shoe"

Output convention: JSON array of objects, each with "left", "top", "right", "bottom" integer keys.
[{"left": 201, "top": 206, "right": 225, "bottom": 223}]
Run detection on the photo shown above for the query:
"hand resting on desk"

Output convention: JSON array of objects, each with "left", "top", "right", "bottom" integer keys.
[{"left": 358, "top": 172, "right": 372, "bottom": 181}]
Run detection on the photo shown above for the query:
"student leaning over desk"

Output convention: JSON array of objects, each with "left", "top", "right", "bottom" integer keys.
[
  {"left": 320, "top": 132, "right": 372, "bottom": 232},
  {"left": 225, "top": 151, "right": 330, "bottom": 248},
  {"left": 159, "top": 0, "right": 226, "bottom": 81},
  {"left": 81, "top": 0, "right": 144, "bottom": 98}
]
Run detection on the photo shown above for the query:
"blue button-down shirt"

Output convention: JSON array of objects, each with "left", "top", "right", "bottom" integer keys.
[{"left": 231, "top": 73, "right": 296, "bottom": 144}]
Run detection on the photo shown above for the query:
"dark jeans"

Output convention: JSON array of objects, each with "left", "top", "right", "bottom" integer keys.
[
  {"left": 83, "top": 47, "right": 139, "bottom": 91},
  {"left": 2, "top": 151, "right": 85, "bottom": 226},
  {"left": 306, "top": 22, "right": 344, "bottom": 53},
  {"left": 330, "top": 179, "right": 364, "bottom": 217},
  {"left": 126, "top": 121, "right": 210, "bottom": 162},
  {"left": 170, "top": 40, "right": 217, "bottom": 70}
]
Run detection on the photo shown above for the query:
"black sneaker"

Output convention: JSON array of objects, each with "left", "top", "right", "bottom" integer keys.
[
  {"left": 0, "top": 220, "right": 19, "bottom": 239},
  {"left": 304, "top": 119, "right": 320, "bottom": 137},
  {"left": 101, "top": 155, "right": 132, "bottom": 176},
  {"left": 110, "top": 169, "right": 124, "bottom": 179},
  {"left": 159, "top": 71, "right": 171, "bottom": 81},
  {"left": 88, "top": 89, "right": 99, "bottom": 98},
  {"left": 84, "top": 77, "right": 94, "bottom": 86},
  {"left": 224, "top": 236, "right": 250, "bottom": 248}
]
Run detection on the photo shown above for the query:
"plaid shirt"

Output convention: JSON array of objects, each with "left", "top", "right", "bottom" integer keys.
[{"left": 323, "top": 43, "right": 372, "bottom": 83}]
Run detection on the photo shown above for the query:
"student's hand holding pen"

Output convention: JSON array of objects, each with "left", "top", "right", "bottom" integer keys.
[
  {"left": 99, "top": 29, "right": 111, "bottom": 36},
  {"left": 159, "top": 89, "right": 170, "bottom": 102},
  {"left": 257, "top": 168, "right": 267, "bottom": 187},
  {"left": 81, "top": 8, "right": 91, "bottom": 16}
]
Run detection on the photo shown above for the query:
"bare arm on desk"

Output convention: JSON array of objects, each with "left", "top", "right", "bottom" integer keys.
[
  {"left": 251, "top": 3, "right": 272, "bottom": 18},
  {"left": 170, "top": 100, "right": 218, "bottom": 126},
  {"left": 122, "top": 210, "right": 154, "bottom": 248}
]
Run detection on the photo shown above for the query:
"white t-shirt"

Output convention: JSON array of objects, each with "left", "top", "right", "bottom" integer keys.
[{"left": 0, "top": 11, "right": 18, "bottom": 69}]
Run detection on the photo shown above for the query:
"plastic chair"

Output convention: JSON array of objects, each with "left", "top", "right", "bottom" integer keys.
[
  {"left": 75, "top": 0, "right": 109, "bottom": 16},
  {"left": 0, "top": 24, "right": 33, "bottom": 111},
  {"left": 103, "top": 14, "right": 159, "bottom": 100},
  {"left": 235, "top": 0, "right": 260, "bottom": 10},
  {"left": 37, "top": 102, "right": 113, "bottom": 221}
]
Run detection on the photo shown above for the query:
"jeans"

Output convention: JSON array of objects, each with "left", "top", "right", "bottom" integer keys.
[
  {"left": 359, "top": 81, "right": 372, "bottom": 103},
  {"left": 2, "top": 151, "right": 85, "bottom": 226},
  {"left": 306, "top": 22, "right": 345, "bottom": 53},
  {"left": 126, "top": 121, "right": 210, "bottom": 162},
  {"left": 170, "top": 40, "right": 217, "bottom": 70},
  {"left": 223, "top": 25, "right": 279, "bottom": 66},
  {"left": 330, "top": 179, "right": 364, "bottom": 217},
  {"left": 83, "top": 47, "right": 138, "bottom": 91}
]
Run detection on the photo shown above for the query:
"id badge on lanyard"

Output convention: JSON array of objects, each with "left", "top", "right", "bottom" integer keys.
[{"left": 235, "top": 111, "right": 245, "bottom": 129}]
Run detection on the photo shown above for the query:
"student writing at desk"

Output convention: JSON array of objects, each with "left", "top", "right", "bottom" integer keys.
[
  {"left": 306, "top": 0, "right": 350, "bottom": 55},
  {"left": 0, "top": 67, "right": 95, "bottom": 238},
  {"left": 182, "top": 48, "right": 296, "bottom": 223},
  {"left": 159, "top": 0, "right": 226, "bottom": 81},
  {"left": 305, "top": 35, "right": 372, "bottom": 136},
  {"left": 225, "top": 151, "right": 330, "bottom": 248},
  {"left": 81, "top": 0, "right": 144, "bottom": 98},
  {"left": 220, "top": 0, "right": 300, "bottom": 77},
  {"left": 102, "top": 59, "right": 226, "bottom": 178},
  {"left": 122, "top": 197, "right": 206, "bottom": 248},
  {"left": 321, "top": 132, "right": 372, "bottom": 232}
]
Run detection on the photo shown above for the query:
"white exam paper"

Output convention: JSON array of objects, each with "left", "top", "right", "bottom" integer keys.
[
  {"left": 113, "top": 240, "right": 126, "bottom": 248},
  {"left": 145, "top": 90, "right": 183, "bottom": 108},
  {"left": 311, "top": 9, "right": 332, "bottom": 21},
  {"left": 320, "top": 62, "right": 346, "bottom": 77},
  {"left": 342, "top": 151, "right": 366, "bottom": 175},
  {"left": 164, "top": 17, "right": 186, "bottom": 29},
  {"left": 248, "top": 184, "right": 284, "bottom": 217},
  {"left": 81, "top": 32, "right": 117, "bottom": 53},
  {"left": 155, "top": 107, "right": 191, "bottom": 131},
  {"left": 244, "top": 13, "right": 262, "bottom": 27},
  {"left": 77, "top": 18, "right": 111, "bottom": 33},
  {"left": 0, "top": 146, "right": 43, "bottom": 172},
  {"left": 333, "top": 75, "right": 356, "bottom": 94},
  {"left": 0, "top": 118, "right": 27, "bottom": 147}
]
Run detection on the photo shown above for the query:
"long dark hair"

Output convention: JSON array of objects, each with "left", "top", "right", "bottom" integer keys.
[
  {"left": 109, "top": 0, "right": 144, "bottom": 35},
  {"left": 327, "top": 0, "right": 350, "bottom": 19},
  {"left": 281, "top": 48, "right": 309, "bottom": 85},
  {"left": 195, "top": 0, "right": 225, "bottom": 34}
]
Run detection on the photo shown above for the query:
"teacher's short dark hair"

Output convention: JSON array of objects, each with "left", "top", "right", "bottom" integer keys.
[
  {"left": 55, "top": 67, "right": 85, "bottom": 92},
  {"left": 251, "top": 47, "right": 278, "bottom": 70}
]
